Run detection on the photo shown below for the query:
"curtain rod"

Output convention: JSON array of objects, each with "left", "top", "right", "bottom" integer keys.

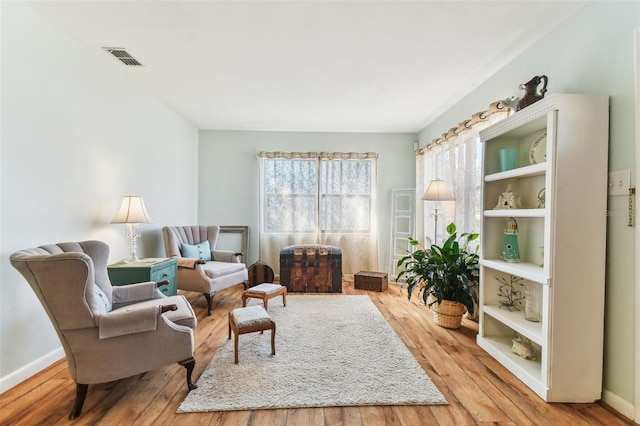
[
  {"left": 417, "top": 100, "right": 510, "bottom": 155},
  {"left": 258, "top": 151, "right": 378, "bottom": 159}
]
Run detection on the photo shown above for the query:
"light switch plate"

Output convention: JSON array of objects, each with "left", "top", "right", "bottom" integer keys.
[{"left": 608, "top": 170, "right": 630, "bottom": 196}]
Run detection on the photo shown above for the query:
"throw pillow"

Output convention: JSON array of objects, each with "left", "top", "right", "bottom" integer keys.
[
  {"left": 181, "top": 240, "right": 212, "bottom": 261},
  {"left": 94, "top": 285, "right": 112, "bottom": 313}
]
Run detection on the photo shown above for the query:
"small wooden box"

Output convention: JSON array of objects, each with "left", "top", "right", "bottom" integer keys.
[{"left": 354, "top": 271, "right": 388, "bottom": 292}]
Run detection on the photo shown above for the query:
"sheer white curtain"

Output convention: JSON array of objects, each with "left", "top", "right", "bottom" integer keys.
[
  {"left": 418, "top": 104, "right": 510, "bottom": 246},
  {"left": 259, "top": 151, "right": 378, "bottom": 279},
  {"left": 318, "top": 153, "right": 378, "bottom": 277}
]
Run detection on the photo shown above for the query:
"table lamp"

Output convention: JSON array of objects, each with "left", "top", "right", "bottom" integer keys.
[
  {"left": 422, "top": 179, "right": 454, "bottom": 244},
  {"left": 111, "top": 195, "right": 151, "bottom": 263}
]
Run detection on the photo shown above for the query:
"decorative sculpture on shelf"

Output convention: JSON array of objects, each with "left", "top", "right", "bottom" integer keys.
[
  {"left": 497, "top": 275, "right": 525, "bottom": 311},
  {"left": 511, "top": 336, "right": 536, "bottom": 360},
  {"left": 501, "top": 217, "right": 521, "bottom": 263},
  {"left": 516, "top": 75, "right": 548, "bottom": 111},
  {"left": 494, "top": 184, "right": 522, "bottom": 210},
  {"left": 500, "top": 96, "right": 520, "bottom": 111}
]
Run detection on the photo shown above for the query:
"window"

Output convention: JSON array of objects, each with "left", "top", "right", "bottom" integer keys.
[
  {"left": 320, "top": 159, "right": 373, "bottom": 233},
  {"left": 259, "top": 151, "right": 378, "bottom": 277},
  {"left": 417, "top": 103, "right": 509, "bottom": 245},
  {"left": 263, "top": 158, "right": 317, "bottom": 233}
]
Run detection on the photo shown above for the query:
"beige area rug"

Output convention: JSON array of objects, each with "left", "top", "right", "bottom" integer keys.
[{"left": 177, "top": 295, "right": 447, "bottom": 413}]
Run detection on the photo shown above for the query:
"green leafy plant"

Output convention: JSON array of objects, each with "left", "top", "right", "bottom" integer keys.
[{"left": 396, "top": 223, "right": 480, "bottom": 315}]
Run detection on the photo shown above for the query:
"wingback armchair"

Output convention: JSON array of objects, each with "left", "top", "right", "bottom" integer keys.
[
  {"left": 10, "top": 241, "right": 198, "bottom": 419},
  {"left": 162, "top": 225, "right": 248, "bottom": 315}
]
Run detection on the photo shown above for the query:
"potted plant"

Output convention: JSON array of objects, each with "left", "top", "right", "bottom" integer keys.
[{"left": 396, "top": 223, "right": 480, "bottom": 329}]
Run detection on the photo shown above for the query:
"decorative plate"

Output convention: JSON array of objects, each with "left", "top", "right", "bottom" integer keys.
[{"left": 529, "top": 132, "right": 547, "bottom": 165}]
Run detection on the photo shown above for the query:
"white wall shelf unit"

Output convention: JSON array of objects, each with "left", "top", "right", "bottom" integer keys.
[{"left": 476, "top": 94, "right": 609, "bottom": 402}]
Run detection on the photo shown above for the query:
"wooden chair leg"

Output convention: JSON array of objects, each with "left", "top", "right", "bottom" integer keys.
[
  {"left": 204, "top": 292, "right": 215, "bottom": 315},
  {"left": 69, "top": 383, "right": 88, "bottom": 419},
  {"left": 179, "top": 357, "right": 198, "bottom": 390},
  {"left": 271, "top": 322, "right": 276, "bottom": 356},
  {"left": 234, "top": 333, "right": 239, "bottom": 364}
]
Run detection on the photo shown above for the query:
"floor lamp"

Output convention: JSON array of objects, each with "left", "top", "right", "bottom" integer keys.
[{"left": 422, "top": 179, "right": 454, "bottom": 245}]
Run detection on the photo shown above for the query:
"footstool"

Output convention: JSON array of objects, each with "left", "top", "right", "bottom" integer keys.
[
  {"left": 242, "top": 283, "right": 287, "bottom": 310},
  {"left": 228, "top": 305, "right": 276, "bottom": 364}
]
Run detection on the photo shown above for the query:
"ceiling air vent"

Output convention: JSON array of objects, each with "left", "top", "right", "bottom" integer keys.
[{"left": 103, "top": 48, "right": 143, "bottom": 66}]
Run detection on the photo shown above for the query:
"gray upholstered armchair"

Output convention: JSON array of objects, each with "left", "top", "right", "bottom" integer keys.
[
  {"left": 162, "top": 225, "right": 248, "bottom": 315},
  {"left": 10, "top": 241, "right": 198, "bottom": 419}
]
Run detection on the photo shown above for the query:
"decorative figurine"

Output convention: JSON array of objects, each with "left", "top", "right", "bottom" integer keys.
[
  {"left": 500, "top": 96, "right": 520, "bottom": 111},
  {"left": 516, "top": 75, "right": 548, "bottom": 111},
  {"left": 497, "top": 275, "right": 526, "bottom": 311},
  {"left": 511, "top": 336, "right": 536, "bottom": 360},
  {"left": 494, "top": 184, "right": 523, "bottom": 210},
  {"left": 501, "top": 217, "right": 521, "bottom": 263}
]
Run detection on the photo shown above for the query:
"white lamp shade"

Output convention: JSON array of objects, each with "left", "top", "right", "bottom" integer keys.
[
  {"left": 111, "top": 196, "right": 151, "bottom": 224},
  {"left": 422, "top": 179, "right": 454, "bottom": 201}
]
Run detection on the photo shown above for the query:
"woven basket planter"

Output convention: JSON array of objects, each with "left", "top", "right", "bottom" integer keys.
[{"left": 432, "top": 300, "right": 467, "bottom": 329}]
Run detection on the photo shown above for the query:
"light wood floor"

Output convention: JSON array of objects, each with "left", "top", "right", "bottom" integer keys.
[{"left": 0, "top": 281, "right": 634, "bottom": 426}]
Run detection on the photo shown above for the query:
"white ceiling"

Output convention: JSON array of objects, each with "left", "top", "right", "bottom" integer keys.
[{"left": 29, "top": 1, "right": 585, "bottom": 133}]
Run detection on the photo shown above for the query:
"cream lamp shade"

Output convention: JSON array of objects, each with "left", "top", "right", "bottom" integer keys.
[
  {"left": 111, "top": 196, "right": 151, "bottom": 263},
  {"left": 422, "top": 179, "right": 454, "bottom": 201},
  {"left": 111, "top": 196, "right": 151, "bottom": 224},
  {"left": 422, "top": 179, "right": 454, "bottom": 245}
]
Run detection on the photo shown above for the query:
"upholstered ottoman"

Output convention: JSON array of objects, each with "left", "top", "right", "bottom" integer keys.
[
  {"left": 242, "top": 283, "right": 287, "bottom": 310},
  {"left": 228, "top": 305, "right": 276, "bottom": 364}
]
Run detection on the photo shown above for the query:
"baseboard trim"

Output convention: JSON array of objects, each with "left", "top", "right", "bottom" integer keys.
[
  {"left": 602, "top": 389, "right": 635, "bottom": 421},
  {"left": 0, "top": 347, "right": 65, "bottom": 393}
]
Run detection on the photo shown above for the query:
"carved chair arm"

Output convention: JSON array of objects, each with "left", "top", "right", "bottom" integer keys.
[{"left": 159, "top": 304, "right": 178, "bottom": 314}]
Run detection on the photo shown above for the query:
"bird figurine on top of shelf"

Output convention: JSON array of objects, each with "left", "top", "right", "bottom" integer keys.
[{"left": 500, "top": 96, "right": 520, "bottom": 111}]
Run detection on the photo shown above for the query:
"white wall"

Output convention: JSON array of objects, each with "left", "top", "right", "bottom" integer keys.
[
  {"left": 0, "top": 3, "right": 199, "bottom": 390},
  {"left": 418, "top": 1, "right": 639, "bottom": 416},
  {"left": 198, "top": 130, "right": 416, "bottom": 273}
]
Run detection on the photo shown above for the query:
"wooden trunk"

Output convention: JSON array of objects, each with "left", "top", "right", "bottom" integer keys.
[
  {"left": 280, "top": 245, "right": 342, "bottom": 293},
  {"left": 354, "top": 271, "right": 388, "bottom": 292}
]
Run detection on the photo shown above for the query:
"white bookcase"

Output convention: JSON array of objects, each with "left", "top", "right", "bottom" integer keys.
[{"left": 476, "top": 94, "right": 609, "bottom": 402}]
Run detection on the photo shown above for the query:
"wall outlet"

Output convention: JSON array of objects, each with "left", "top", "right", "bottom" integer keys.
[{"left": 608, "top": 170, "right": 630, "bottom": 196}]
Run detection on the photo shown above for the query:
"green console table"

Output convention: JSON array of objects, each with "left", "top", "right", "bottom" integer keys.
[{"left": 107, "top": 258, "right": 178, "bottom": 297}]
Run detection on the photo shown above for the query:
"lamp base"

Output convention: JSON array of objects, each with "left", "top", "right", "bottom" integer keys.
[
  {"left": 123, "top": 254, "right": 141, "bottom": 264},
  {"left": 123, "top": 224, "right": 141, "bottom": 264},
  {"left": 431, "top": 208, "right": 442, "bottom": 245}
]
